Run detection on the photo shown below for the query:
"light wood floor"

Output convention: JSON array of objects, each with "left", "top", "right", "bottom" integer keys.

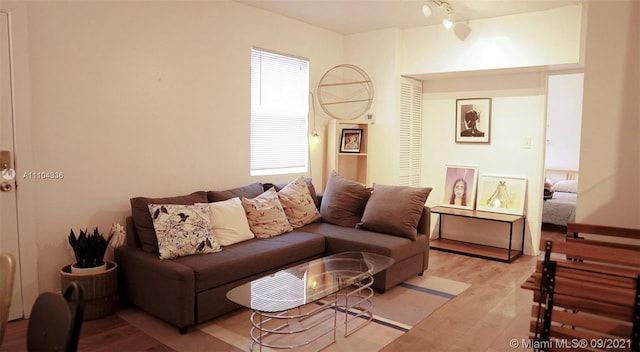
[{"left": 1, "top": 230, "right": 566, "bottom": 352}]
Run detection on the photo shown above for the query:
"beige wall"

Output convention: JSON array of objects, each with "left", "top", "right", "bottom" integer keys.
[
  {"left": 6, "top": 0, "right": 343, "bottom": 307},
  {"left": 403, "top": 5, "right": 583, "bottom": 75},
  {"left": 421, "top": 73, "right": 546, "bottom": 255},
  {"left": 345, "top": 5, "right": 585, "bottom": 255},
  {"left": 343, "top": 0, "right": 639, "bottom": 253},
  {"left": 344, "top": 28, "right": 403, "bottom": 185},
  {"left": 577, "top": 0, "right": 640, "bottom": 228}
]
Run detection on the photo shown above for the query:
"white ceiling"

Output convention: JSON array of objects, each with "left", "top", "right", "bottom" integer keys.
[{"left": 235, "top": 0, "right": 584, "bottom": 35}]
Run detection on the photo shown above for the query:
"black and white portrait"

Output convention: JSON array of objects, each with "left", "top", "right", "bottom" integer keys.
[{"left": 456, "top": 98, "right": 491, "bottom": 143}]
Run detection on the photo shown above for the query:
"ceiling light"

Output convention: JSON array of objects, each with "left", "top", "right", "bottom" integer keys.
[
  {"left": 442, "top": 14, "right": 453, "bottom": 29},
  {"left": 422, "top": 4, "right": 432, "bottom": 17},
  {"left": 454, "top": 21, "right": 472, "bottom": 41}
]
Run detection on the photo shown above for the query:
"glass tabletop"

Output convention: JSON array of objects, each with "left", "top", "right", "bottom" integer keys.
[{"left": 226, "top": 251, "right": 394, "bottom": 312}]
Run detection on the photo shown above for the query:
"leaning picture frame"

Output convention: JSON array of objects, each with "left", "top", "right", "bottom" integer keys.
[
  {"left": 476, "top": 175, "right": 527, "bottom": 215},
  {"left": 441, "top": 164, "right": 479, "bottom": 210},
  {"left": 340, "top": 128, "right": 363, "bottom": 153},
  {"left": 455, "top": 98, "right": 491, "bottom": 143}
]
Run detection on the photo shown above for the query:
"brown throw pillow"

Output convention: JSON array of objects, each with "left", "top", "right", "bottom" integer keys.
[
  {"left": 320, "top": 171, "right": 372, "bottom": 227},
  {"left": 357, "top": 184, "right": 432, "bottom": 240},
  {"left": 130, "top": 191, "right": 208, "bottom": 253}
]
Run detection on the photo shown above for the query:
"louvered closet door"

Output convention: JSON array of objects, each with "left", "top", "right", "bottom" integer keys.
[{"left": 399, "top": 78, "right": 422, "bottom": 186}]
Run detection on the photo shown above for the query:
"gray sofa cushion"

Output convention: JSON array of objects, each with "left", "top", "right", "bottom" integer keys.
[
  {"left": 301, "top": 222, "right": 427, "bottom": 263},
  {"left": 207, "top": 182, "right": 265, "bottom": 202},
  {"left": 357, "top": 184, "right": 432, "bottom": 241},
  {"left": 173, "top": 231, "right": 325, "bottom": 292},
  {"left": 320, "top": 171, "right": 372, "bottom": 227}
]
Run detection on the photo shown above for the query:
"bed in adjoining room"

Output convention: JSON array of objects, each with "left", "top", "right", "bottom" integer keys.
[{"left": 542, "top": 169, "right": 578, "bottom": 229}]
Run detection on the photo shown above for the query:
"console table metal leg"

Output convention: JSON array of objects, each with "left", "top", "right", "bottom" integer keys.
[{"left": 521, "top": 218, "right": 526, "bottom": 254}]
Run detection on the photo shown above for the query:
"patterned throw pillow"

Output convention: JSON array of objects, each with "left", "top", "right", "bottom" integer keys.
[
  {"left": 241, "top": 187, "right": 293, "bottom": 238},
  {"left": 148, "top": 204, "right": 222, "bottom": 259},
  {"left": 277, "top": 176, "right": 321, "bottom": 228}
]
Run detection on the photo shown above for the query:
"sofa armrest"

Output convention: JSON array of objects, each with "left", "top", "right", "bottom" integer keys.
[
  {"left": 125, "top": 216, "right": 142, "bottom": 248},
  {"left": 114, "top": 245, "right": 196, "bottom": 330},
  {"left": 417, "top": 206, "right": 431, "bottom": 235}
]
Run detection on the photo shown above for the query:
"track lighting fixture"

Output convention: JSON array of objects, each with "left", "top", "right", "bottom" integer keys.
[
  {"left": 422, "top": 0, "right": 471, "bottom": 40},
  {"left": 422, "top": 0, "right": 454, "bottom": 29}
]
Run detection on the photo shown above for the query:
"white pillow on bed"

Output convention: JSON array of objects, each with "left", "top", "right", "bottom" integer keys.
[{"left": 553, "top": 180, "right": 578, "bottom": 193}]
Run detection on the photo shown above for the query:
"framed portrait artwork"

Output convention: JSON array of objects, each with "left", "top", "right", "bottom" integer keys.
[
  {"left": 340, "top": 128, "right": 363, "bottom": 153},
  {"left": 476, "top": 175, "right": 528, "bottom": 215},
  {"left": 441, "top": 164, "right": 478, "bottom": 210},
  {"left": 455, "top": 98, "right": 491, "bottom": 143}
]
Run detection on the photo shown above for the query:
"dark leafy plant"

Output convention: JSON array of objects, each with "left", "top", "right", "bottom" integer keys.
[{"left": 68, "top": 228, "right": 114, "bottom": 269}]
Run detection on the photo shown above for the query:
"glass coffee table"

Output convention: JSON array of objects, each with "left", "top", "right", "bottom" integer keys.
[{"left": 226, "top": 251, "right": 394, "bottom": 351}]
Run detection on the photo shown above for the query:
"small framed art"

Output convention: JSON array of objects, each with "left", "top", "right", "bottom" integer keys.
[
  {"left": 441, "top": 164, "right": 478, "bottom": 210},
  {"left": 476, "top": 175, "right": 527, "bottom": 215},
  {"left": 456, "top": 98, "right": 491, "bottom": 143},
  {"left": 340, "top": 128, "right": 363, "bottom": 153}
]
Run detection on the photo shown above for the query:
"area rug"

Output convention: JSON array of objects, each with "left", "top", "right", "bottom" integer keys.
[{"left": 195, "top": 275, "right": 470, "bottom": 351}]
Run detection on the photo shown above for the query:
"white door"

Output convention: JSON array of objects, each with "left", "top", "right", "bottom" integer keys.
[{"left": 0, "top": 10, "right": 23, "bottom": 321}]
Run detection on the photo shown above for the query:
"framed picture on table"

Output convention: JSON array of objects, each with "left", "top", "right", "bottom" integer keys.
[
  {"left": 441, "top": 164, "right": 479, "bottom": 210},
  {"left": 477, "top": 175, "right": 527, "bottom": 215}
]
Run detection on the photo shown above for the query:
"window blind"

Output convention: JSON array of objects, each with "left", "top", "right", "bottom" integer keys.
[{"left": 250, "top": 48, "right": 309, "bottom": 176}]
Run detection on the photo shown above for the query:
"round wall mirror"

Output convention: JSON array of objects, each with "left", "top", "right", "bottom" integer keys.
[{"left": 317, "top": 64, "right": 374, "bottom": 120}]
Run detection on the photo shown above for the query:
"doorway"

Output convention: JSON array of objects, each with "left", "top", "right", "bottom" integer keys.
[
  {"left": 0, "top": 10, "right": 23, "bottom": 321},
  {"left": 541, "top": 72, "right": 584, "bottom": 232}
]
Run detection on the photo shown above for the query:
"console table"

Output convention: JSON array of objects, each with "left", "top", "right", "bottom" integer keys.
[{"left": 430, "top": 206, "right": 526, "bottom": 263}]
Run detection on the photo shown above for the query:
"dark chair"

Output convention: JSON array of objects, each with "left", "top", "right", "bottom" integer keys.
[{"left": 27, "top": 282, "right": 84, "bottom": 352}]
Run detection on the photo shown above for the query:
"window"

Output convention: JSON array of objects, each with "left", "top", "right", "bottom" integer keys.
[{"left": 250, "top": 48, "right": 309, "bottom": 176}]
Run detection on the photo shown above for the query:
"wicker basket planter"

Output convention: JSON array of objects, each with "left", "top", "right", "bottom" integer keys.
[{"left": 60, "top": 260, "right": 118, "bottom": 320}]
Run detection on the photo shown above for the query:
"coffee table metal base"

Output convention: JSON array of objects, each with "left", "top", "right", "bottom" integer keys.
[{"left": 249, "top": 276, "right": 375, "bottom": 351}]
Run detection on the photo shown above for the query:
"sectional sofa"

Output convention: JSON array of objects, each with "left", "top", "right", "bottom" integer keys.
[{"left": 114, "top": 172, "right": 432, "bottom": 333}]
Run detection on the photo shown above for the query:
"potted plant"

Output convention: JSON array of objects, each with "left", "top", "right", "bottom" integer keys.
[
  {"left": 68, "top": 228, "right": 114, "bottom": 273},
  {"left": 60, "top": 226, "right": 119, "bottom": 320}
]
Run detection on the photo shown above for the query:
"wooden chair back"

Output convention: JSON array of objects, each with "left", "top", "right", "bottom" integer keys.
[{"left": 522, "top": 223, "right": 640, "bottom": 351}]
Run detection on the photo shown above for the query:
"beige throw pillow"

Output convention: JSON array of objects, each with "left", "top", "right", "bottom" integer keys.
[
  {"left": 320, "top": 171, "right": 372, "bottom": 227},
  {"left": 277, "top": 176, "right": 321, "bottom": 228},
  {"left": 357, "top": 184, "right": 432, "bottom": 240},
  {"left": 242, "top": 188, "right": 293, "bottom": 238},
  {"left": 200, "top": 198, "right": 255, "bottom": 246}
]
